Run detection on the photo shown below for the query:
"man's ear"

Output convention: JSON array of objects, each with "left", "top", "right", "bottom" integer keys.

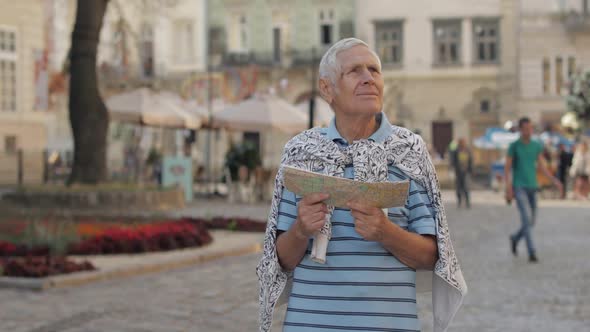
[{"left": 318, "top": 78, "right": 333, "bottom": 104}]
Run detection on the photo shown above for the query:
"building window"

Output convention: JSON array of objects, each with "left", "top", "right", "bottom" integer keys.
[
  {"left": 319, "top": 9, "right": 335, "bottom": 46},
  {"left": 542, "top": 57, "right": 550, "bottom": 94},
  {"left": 321, "top": 25, "right": 332, "bottom": 45},
  {"left": 228, "top": 14, "right": 248, "bottom": 53},
  {"left": 209, "top": 26, "right": 226, "bottom": 56},
  {"left": 541, "top": 55, "right": 576, "bottom": 96},
  {"left": 0, "top": 30, "right": 16, "bottom": 52},
  {"left": 239, "top": 15, "right": 248, "bottom": 51},
  {"left": 473, "top": 20, "right": 499, "bottom": 64},
  {"left": 556, "top": 56, "right": 563, "bottom": 95},
  {"left": 139, "top": 23, "right": 154, "bottom": 77},
  {"left": 112, "top": 19, "right": 129, "bottom": 67},
  {"left": 273, "top": 27, "right": 281, "bottom": 63},
  {"left": 4, "top": 135, "right": 17, "bottom": 153},
  {"left": 0, "top": 28, "right": 17, "bottom": 112},
  {"left": 433, "top": 20, "right": 462, "bottom": 65},
  {"left": 480, "top": 100, "right": 490, "bottom": 113},
  {"left": 375, "top": 21, "right": 403, "bottom": 66},
  {"left": 173, "top": 20, "right": 195, "bottom": 65},
  {"left": 567, "top": 56, "right": 576, "bottom": 78}
]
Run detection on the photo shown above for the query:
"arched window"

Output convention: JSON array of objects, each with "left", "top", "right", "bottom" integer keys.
[{"left": 140, "top": 23, "right": 154, "bottom": 77}]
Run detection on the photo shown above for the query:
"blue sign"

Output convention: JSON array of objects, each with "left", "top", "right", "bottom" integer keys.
[
  {"left": 473, "top": 127, "right": 519, "bottom": 150},
  {"left": 162, "top": 156, "right": 193, "bottom": 202}
]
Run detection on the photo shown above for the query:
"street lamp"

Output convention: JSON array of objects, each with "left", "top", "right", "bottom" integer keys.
[{"left": 309, "top": 47, "right": 317, "bottom": 129}]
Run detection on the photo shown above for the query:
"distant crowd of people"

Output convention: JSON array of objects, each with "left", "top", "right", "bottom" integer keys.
[
  {"left": 536, "top": 135, "right": 589, "bottom": 200},
  {"left": 445, "top": 126, "right": 590, "bottom": 202},
  {"left": 567, "top": 140, "right": 590, "bottom": 200},
  {"left": 446, "top": 117, "right": 588, "bottom": 263}
]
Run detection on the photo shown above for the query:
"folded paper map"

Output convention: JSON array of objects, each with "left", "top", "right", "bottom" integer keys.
[{"left": 283, "top": 166, "right": 410, "bottom": 208}]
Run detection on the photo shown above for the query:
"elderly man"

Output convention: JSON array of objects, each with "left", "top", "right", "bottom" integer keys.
[{"left": 257, "top": 38, "right": 466, "bottom": 332}]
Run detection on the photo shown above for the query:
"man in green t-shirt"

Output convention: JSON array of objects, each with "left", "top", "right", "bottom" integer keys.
[{"left": 504, "top": 117, "right": 562, "bottom": 263}]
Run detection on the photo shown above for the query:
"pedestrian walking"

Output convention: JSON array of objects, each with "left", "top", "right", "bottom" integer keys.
[
  {"left": 557, "top": 143, "right": 573, "bottom": 199},
  {"left": 505, "top": 117, "right": 563, "bottom": 263},
  {"left": 570, "top": 140, "right": 590, "bottom": 200},
  {"left": 450, "top": 137, "right": 473, "bottom": 208}
]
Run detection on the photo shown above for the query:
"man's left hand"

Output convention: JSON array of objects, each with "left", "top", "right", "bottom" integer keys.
[{"left": 348, "top": 201, "right": 389, "bottom": 242}]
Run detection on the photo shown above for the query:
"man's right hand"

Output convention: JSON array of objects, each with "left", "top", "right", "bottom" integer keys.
[
  {"left": 294, "top": 193, "right": 329, "bottom": 240},
  {"left": 505, "top": 186, "right": 514, "bottom": 204}
]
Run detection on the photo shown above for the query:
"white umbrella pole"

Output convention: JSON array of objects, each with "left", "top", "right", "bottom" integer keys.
[{"left": 205, "top": 65, "right": 213, "bottom": 196}]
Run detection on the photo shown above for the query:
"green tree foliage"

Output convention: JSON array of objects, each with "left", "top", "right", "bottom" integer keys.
[{"left": 224, "top": 142, "right": 261, "bottom": 181}]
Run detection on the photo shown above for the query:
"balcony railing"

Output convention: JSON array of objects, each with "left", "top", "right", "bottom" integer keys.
[
  {"left": 215, "top": 47, "right": 328, "bottom": 69},
  {"left": 562, "top": 11, "right": 590, "bottom": 32},
  {"left": 221, "top": 52, "right": 274, "bottom": 67}
]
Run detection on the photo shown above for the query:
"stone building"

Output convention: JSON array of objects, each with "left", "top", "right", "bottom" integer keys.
[
  {"left": 355, "top": 0, "right": 520, "bottom": 161},
  {"left": 47, "top": 0, "right": 210, "bottom": 177},
  {"left": 0, "top": 0, "right": 52, "bottom": 184},
  {"left": 518, "top": 0, "right": 590, "bottom": 128},
  {"left": 206, "top": 0, "right": 356, "bottom": 170}
]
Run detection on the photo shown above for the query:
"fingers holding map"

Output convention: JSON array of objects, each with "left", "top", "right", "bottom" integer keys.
[{"left": 283, "top": 166, "right": 409, "bottom": 209}]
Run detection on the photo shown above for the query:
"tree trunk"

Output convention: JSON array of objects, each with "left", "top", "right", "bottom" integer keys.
[{"left": 68, "top": 0, "right": 110, "bottom": 185}]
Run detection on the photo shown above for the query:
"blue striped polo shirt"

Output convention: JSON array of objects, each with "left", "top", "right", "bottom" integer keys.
[{"left": 277, "top": 113, "right": 436, "bottom": 332}]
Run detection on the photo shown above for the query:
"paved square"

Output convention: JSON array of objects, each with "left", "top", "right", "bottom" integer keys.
[{"left": 0, "top": 192, "right": 588, "bottom": 331}]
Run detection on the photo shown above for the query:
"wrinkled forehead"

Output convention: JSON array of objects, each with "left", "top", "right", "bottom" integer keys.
[{"left": 336, "top": 45, "right": 381, "bottom": 71}]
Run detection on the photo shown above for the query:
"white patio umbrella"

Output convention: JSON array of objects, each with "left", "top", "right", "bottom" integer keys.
[
  {"left": 212, "top": 95, "right": 307, "bottom": 133},
  {"left": 296, "top": 97, "right": 333, "bottom": 127},
  {"left": 182, "top": 99, "right": 230, "bottom": 127},
  {"left": 152, "top": 91, "right": 206, "bottom": 129},
  {"left": 106, "top": 88, "right": 203, "bottom": 129}
]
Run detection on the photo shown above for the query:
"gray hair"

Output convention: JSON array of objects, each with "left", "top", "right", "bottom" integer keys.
[{"left": 318, "top": 38, "right": 381, "bottom": 85}]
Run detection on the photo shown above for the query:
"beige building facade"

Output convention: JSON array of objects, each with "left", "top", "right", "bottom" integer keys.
[
  {"left": 46, "top": 0, "right": 210, "bottom": 174},
  {"left": 355, "top": 0, "right": 519, "bottom": 159},
  {"left": 203, "top": 0, "right": 356, "bottom": 172},
  {"left": 0, "top": 1, "right": 52, "bottom": 184},
  {"left": 0, "top": 1, "right": 50, "bottom": 153},
  {"left": 518, "top": 0, "right": 590, "bottom": 128}
]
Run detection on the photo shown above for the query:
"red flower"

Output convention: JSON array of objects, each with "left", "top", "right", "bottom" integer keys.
[
  {"left": 67, "top": 220, "right": 212, "bottom": 255},
  {"left": 0, "top": 241, "right": 17, "bottom": 255}
]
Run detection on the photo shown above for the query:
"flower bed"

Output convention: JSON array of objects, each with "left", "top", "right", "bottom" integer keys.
[
  {"left": 1, "top": 256, "right": 95, "bottom": 278},
  {"left": 0, "top": 219, "right": 213, "bottom": 257},
  {"left": 0, "top": 220, "right": 212, "bottom": 278},
  {"left": 0, "top": 217, "right": 266, "bottom": 278},
  {"left": 0, "top": 242, "right": 17, "bottom": 256},
  {"left": 205, "top": 217, "right": 267, "bottom": 232},
  {"left": 68, "top": 219, "right": 212, "bottom": 255},
  {"left": 0, "top": 217, "right": 265, "bottom": 258}
]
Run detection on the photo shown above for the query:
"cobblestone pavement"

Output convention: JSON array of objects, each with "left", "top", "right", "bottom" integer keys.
[{"left": 0, "top": 191, "right": 589, "bottom": 332}]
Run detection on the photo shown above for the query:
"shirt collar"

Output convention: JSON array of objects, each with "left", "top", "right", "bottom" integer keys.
[{"left": 326, "top": 112, "right": 393, "bottom": 144}]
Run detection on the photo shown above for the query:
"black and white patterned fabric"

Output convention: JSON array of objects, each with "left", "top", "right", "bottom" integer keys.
[{"left": 256, "top": 126, "right": 467, "bottom": 332}]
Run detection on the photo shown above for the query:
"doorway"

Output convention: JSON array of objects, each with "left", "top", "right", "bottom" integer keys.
[{"left": 432, "top": 121, "right": 453, "bottom": 159}]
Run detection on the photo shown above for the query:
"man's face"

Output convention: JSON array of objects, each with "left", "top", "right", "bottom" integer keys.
[
  {"left": 322, "top": 45, "right": 384, "bottom": 117},
  {"left": 520, "top": 121, "right": 533, "bottom": 139}
]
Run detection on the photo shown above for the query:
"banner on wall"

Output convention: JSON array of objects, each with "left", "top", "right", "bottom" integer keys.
[{"left": 180, "top": 66, "right": 259, "bottom": 104}]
